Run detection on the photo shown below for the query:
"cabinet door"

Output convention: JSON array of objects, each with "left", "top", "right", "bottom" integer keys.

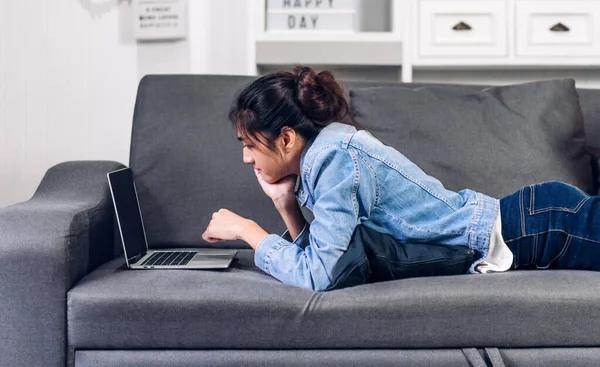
[
  {"left": 419, "top": 0, "right": 508, "bottom": 57},
  {"left": 515, "top": 0, "right": 600, "bottom": 57}
]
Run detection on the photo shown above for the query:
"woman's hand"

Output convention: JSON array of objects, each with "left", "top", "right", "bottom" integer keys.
[
  {"left": 255, "top": 169, "right": 297, "bottom": 206},
  {"left": 201, "top": 208, "right": 270, "bottom": 250},
  {"left": 202, "top": 209, "right": 249, "bottom": 243}
]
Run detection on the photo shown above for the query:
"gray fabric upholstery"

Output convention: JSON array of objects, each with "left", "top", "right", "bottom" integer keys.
[
  {"left": 346, "top": 80, "right": 600, "bottom": 159},
  {"left": 579, "top": 88, "right": 600, "bottom": 195},
  {"left": 350, "top": 79, "right": 594, "bottom": 198},
  {"left": 68, "top": 250, "right": 600, "bottom": 351},
  {"left": 129, "top": 75, "right": 286, "bottom": 250},
  {"left": 74, "top": 349, "right": 473, "bottom": 367},
  {"left": 73, "top": 348, "right": 600, "bottom": 366},
  {"left": 347, "top": 80, "right": 600, "bottom": 196},
  {"left": 593, "top": 157, "right": 600, "bottom": 195},
  {"left": 500, "top": 348, "right": 600, "bottom": 366},
  {"left": 579, "top": 88, "right": 600, "bottom": 158},
  {"left": 129, "top": 76, "right": 598, "bottom": 248},
  {"left": 0, "top": 160, "right": 124, "bottom": 367}
]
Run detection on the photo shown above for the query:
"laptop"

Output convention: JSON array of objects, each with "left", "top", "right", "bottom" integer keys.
[{"left": 107, "top": 167, "right": 238, "bottom": 269}]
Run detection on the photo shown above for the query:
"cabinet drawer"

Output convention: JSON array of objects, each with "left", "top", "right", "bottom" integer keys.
[
  {"left": 419, "top": 1, "right": 507, "bottom": 57},
  {"left": 516, "top": 1, "right": 600, "bottom": 57}
]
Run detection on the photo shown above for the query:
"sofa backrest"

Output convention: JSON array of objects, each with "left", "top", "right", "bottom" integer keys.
[
  {"left": 579, "top": 88, "right": 600, "bottom": 158},
  {"left": 129, "top": 75, "right": 273, "bottom": 249},
  {"left": 345, "top": 80, "right": 600, "bottom": 196},
  {"left": 129, "top": 75, "right": 600, "bottom": 249},
  {"left": 578, "top": 88, "right": 600, "bottom": 194}
]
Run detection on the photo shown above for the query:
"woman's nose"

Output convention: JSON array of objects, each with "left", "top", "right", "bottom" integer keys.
[{"left": 243, "top": 153, "right": 254, "bottom": 165}]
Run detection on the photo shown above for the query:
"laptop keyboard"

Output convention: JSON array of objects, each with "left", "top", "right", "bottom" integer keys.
[{"left": 140, "top": 251, "right": 197, "bottom": 266}]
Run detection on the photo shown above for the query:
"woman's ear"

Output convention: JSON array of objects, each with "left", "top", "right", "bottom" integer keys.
[{"left": 280, "top": 127, "right": 296, "bottom": 150}]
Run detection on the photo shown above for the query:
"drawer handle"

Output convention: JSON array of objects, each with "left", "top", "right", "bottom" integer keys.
[
  {"left": 452, "top": 21, "right": 472, "bottom": 31},
  {"left": 550, "top": 22, "right": 570, "bottom": 32}
]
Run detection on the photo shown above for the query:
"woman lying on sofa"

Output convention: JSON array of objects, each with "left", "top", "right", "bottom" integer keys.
[{"left": 201, "top": 65, "right": 600, "bottom": 292}]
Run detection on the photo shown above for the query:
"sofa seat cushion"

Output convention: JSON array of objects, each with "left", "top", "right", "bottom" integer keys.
[
  {"left": 72, "top": 348, "right": 600, "bottom": 367},
  {"left": 68, "top": 249, "right": 600, "bottom": 350}
]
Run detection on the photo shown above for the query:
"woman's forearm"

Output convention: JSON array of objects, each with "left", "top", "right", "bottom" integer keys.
[
  {"left": 274, "top": 198, "right": 307, "bottom": 241},
  {"left": 239, "top": 220, "right": 269, "bottom": 250},
  {"left": 239, "top": 199, "right": 306, "bottom": 251}
]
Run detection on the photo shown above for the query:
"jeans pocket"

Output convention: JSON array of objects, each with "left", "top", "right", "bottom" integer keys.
[
  {"left": 535, "top": 234, "right": 572, "bottom": 269},
  {"left": 529, "top": 181, "right": 590, "bottom": 214}
]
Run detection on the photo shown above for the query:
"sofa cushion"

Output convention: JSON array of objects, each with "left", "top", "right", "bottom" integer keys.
[
  {"left": 127, "top": 76, "right": 598, "bottom": 248},
  {"left": 579, "top": 88, "right": 600, "bottom": 158},
  {"left": 350, "top": 79, "right": 594, "bottom": 198},
  {"left": 73, "top": 349, "right": 600, "bottom": 367},
  {"left": 594, "top": 157, "right": 600, "bottom": 195},
  {"left": 67, "top": 250, "right": 600, "bottom": 350},
  {"left": 74, "top": 350, "right": 478, "bottom": 367},
  {"left": 129, "top": 75, "right": 286, "bottom": 249},
  {"left": 578, "top": 88, "right": 600, "bottom": 195}
]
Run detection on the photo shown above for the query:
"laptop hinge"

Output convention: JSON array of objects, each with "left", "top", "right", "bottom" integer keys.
[{"left": 130, "top": 252, "right": 147, "bottom": 264}]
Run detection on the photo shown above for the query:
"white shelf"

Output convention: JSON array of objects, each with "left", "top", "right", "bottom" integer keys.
[
  {"left": 413, "top": 59, "right": 600, "bottom": 68},
  {"left": 256, "top": 31, "right": 399, "bottom": 43},
  {"left": 256, "top": 33, "right": 403, "bottom": 66},
  {"left": 251, "top": 0, "right": 405, "bottom": 72}
]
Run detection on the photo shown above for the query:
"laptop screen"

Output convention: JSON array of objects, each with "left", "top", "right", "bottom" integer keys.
[{"left": 108, "top": 168, "right": 148, "bottom": 264}]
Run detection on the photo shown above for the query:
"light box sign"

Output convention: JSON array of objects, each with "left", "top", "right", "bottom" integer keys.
[
  {"left": 268, "top": 0, "right": 357, "bottom": 9},
  {"left": 134, "top": 0, "right": 187, "bottom": 40},
  {"left": 266, "top": 0, "right": 358, "bottom": 32}
]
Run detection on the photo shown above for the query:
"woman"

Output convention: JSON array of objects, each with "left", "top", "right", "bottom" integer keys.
[{"left": 201, "top": 66, "right": 600, "bottom": 292}]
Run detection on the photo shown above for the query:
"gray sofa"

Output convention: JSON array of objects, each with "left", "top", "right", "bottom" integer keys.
[{"left": 1, "top": 75, "right": 600, "bottom": 367}]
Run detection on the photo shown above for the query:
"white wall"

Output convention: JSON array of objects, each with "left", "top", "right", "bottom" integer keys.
[
  {"left": 0, "top": 0, "right": 252, "bottom": 208},
  {"left": 1, "top": 0, "right": 138, "bottom": 208}
]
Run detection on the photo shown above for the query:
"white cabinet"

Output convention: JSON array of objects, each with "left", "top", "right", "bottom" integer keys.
[
  {"left": 418, "top": 1, "right": 507, "bottom": 57},
  {"left": 250, "top": 0, "right": 600, "bottom": 82},
  {"left": 515, "top": 1, "right": 600, "bottom": 57},
  {"left": 410, "top": 0, "right": 600, "bottom": 68}
]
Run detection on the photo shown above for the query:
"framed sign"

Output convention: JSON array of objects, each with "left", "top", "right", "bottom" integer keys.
[{"left": 134, "top": 0, "right": 187, "bottom": 40}]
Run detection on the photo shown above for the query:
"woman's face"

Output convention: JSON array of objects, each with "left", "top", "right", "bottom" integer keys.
[
  {"left": 238, "top": 129, "right": 304, "bottom": 184},
  {"left": 239, "top": 135, "right": 288, "bottom": 184}
]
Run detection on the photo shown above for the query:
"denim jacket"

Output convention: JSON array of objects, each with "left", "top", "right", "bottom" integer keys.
[{"left": 254, "top": 122, "right": 499, "bottom": 291}]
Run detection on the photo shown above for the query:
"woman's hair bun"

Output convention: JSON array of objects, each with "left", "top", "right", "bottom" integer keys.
[{"left": 292, "top": 65, "right": 350, "bottom": 126}]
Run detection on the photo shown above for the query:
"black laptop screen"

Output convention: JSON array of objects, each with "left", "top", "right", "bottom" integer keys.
[{"left": 108, "top": 168, "right": 148, "bottom": 263}]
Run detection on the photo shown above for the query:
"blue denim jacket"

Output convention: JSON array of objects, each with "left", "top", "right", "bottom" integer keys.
[{"left": 254, "top": 122, "right": 499, "bottom": 291}]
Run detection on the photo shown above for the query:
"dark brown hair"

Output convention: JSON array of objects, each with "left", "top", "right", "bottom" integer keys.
[{"left": 229, "top": 65, "right": 361, "bottom": 150}]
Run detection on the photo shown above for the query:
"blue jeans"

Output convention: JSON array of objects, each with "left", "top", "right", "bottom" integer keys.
[{"left": 500, "top": 181, "right": 600, "bottom": 270}]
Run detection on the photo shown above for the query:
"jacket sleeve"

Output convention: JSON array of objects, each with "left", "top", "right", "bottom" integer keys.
[
  {"left": 281, "top": 223, "right": 310, "bottom": 249},
  {"left": 254, "top": 147, "right": 371, "bottom": 291}
]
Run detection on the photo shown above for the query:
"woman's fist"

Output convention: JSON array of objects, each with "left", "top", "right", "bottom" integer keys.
[{"left": 202, "top": 208, "right": 248, "bottom": 243}]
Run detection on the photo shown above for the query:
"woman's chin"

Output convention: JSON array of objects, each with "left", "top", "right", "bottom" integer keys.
[{"left": 264, "top": 174, "right": 282, "bottom": 184}]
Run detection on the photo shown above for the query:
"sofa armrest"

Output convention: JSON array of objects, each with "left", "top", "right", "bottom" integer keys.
[{"left": 0, "top": 160, "right": 125, "bottom": 367}]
